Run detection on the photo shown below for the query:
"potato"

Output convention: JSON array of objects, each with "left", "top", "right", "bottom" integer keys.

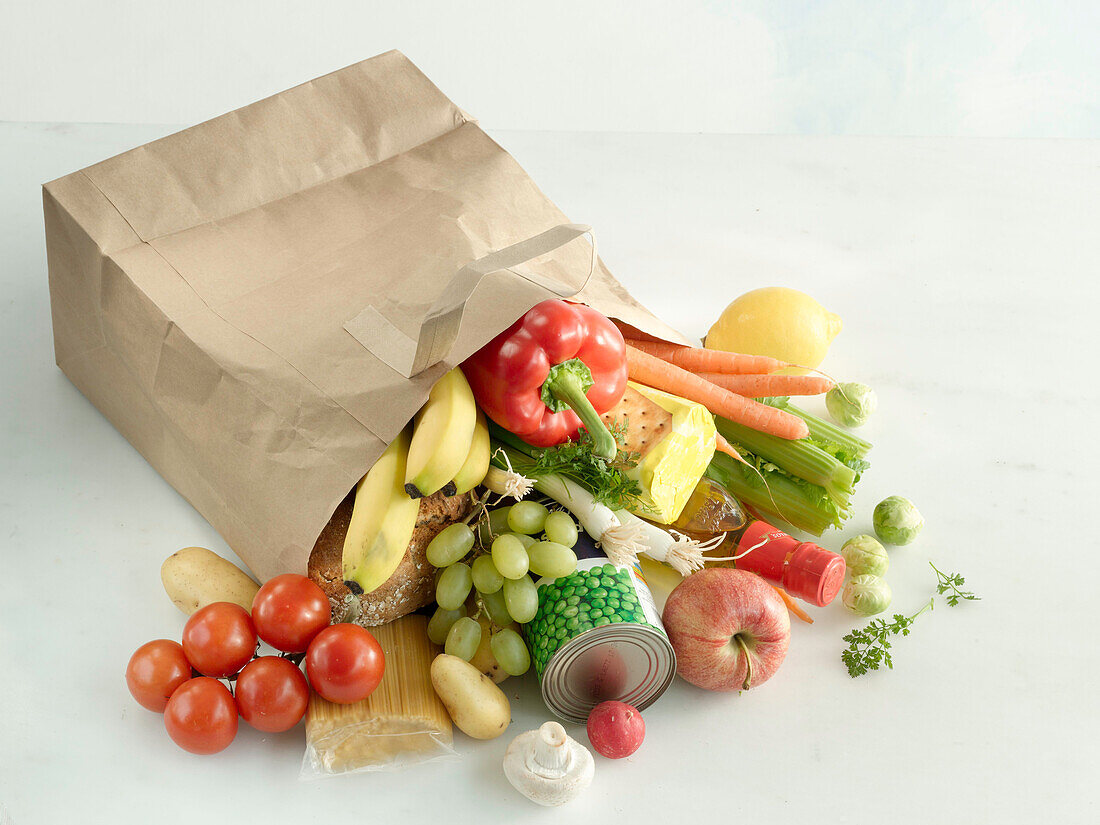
[
  {"left": 430, "top": 654, "right": 511, "bottom": 740},
  {"left": 468, "top": 615, "right": 517, "bottom": 684},
  {"left": 160, "top": 546, "right": 260, "bottom": 615}
]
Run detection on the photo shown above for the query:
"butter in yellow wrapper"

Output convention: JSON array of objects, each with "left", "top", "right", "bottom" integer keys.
[{"left": 611, "top": 382, "right": 716, "bottom": 524}]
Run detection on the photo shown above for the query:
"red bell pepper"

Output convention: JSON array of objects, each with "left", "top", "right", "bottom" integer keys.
[{"left": 461, "top": 300, "right": 627, "bottom": 458}]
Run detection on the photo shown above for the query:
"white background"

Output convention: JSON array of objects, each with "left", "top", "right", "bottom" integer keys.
[
  {"left": 4, "top": 121, "right": 1099, "bottom": 824},
  {"left": 1, "top": 0, "right": 1097, "bottom": 137},
  {"left": 2, "top": 3, "right": 1099, "bottom": 824}
]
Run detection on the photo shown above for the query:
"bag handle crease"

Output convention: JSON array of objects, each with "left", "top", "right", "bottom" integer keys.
[{"left": 345, "top": 223, "right": 596, "bottom": 377}]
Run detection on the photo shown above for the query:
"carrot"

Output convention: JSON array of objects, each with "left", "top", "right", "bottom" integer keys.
[
  {"left": 771, "top": 584, "right": 814, "bottom": 624},
  {"left": 623, "top": 338, "right": 785, "bottom": 375},
  {"left": 715, "top": 433, "right": 741, "bottom": 459},
  {"left": 698, "top": 372, "right": 833, "bottom": 397},
  {"left": 625, "top": 345, "right": 809, "bottom": 440}
]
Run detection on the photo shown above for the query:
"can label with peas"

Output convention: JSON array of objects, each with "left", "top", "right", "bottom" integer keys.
[{"left": 523, "top": 540, "right": 676, "bottom": 724}]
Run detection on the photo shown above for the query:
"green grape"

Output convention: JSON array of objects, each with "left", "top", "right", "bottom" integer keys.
[
  {"left": 503, "top": 576, "right": 538, "bottom": 623},
  {"left": 477, "top": 506, "right": 512, "bottom": 546},
  {"left": 480, "top": 588, "right": 513, "bottom": 626},
  {"left": 492, "top": 534, "right": 530, "bottom": 580},
  {"left": 425, "top": 523, "right": 475, "bottom": 568},
  {"left": 444, "top": 617, "right": 482, "bottom": 661},
  {"left": 471, "top": 554, "right": 504, "bottom": 594},
  {"left": 543, "top": 511, "right": 578, "bottom": 548},
  {"left": 514, "top": 533, "right": 537, "bottom": 549},
  {"left": 427, "top": 604, "right": 466, "bottom": 646},
  {"left": 435, "top": 562, "right": 473, "bottom": 610},
  {"left": 527, "top": 541, "right": 578, "bottom": 579},
  {"left": 490, "top": 628, "right": 531, "bottom": 676},
  {"left": 508, "top": 501, "right": 549, "bottom": 535}
]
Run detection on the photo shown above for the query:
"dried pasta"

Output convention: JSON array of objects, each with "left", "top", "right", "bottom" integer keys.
[{"left": 301, "top": 614, "right": 456, "bottom": 776}]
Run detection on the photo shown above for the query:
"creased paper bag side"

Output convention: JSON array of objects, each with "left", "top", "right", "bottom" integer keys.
[{"left": 43, "top": 50, "right": 690, "bottom": 583}]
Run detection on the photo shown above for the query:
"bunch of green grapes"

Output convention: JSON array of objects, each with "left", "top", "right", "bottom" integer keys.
[{"left": 424, "top": 502, "right": 580, "bottom": 677}]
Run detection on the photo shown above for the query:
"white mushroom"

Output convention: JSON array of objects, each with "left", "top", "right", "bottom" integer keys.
[{"left": 502, "top": 721, "right": 595, "bottom": 807}]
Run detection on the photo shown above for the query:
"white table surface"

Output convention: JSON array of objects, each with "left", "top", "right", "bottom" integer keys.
[{"left": 2, "top": 122, "right": 1097, "bottom": 823}]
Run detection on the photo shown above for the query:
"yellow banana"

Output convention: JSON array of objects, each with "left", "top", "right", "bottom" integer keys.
[
  {"left": 451, "top": 408, "right": 491, "bottom": 494},
  {"left": 404, "top": 368, "right": 477, "bottom": 498},
  {"left": 343, "top": 427, "right": 421, "bottom": 593}
]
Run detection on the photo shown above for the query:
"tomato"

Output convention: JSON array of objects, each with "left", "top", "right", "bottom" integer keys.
[
  {"left": 305, "top": 624, "right": 385, "bottom": 704},
  {"left": 235, "top": 656, "right": 309, "bottom": 732},
  {"left": 251, "top": 574, "right": 331, "bottom": 653},
  {"left": 125, "top": 639, "right": 193, "bottom": 712},
  {"left": 163, "top": 677, "right": 238, "bottom": 755},
  {"left": 182, "top": 602, "right": 257, "bottom": 678}
]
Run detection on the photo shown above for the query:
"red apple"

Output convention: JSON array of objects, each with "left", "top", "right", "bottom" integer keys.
[
  {"left": 587, "top": 700, "right": 645, "bottom": 759},
  {"left": 661, "top": 568, "right": 790, "bottom": 692}
]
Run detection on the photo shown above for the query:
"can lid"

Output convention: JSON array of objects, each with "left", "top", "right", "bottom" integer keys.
[
  {"left": 539, "top": 624, "right": 676, "bottom": 724},
  {"left": 786, "top": 543, "right": 847, "bottom": 607}
]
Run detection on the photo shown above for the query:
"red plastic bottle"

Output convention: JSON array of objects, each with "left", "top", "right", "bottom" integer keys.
[{"left": 723, "top": 520, "right": 846, "bottom": 607}]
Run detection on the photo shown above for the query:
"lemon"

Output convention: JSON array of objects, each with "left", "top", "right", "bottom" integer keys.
[{"left": 705, "top": 287, "right": 842, "bottom": 371}]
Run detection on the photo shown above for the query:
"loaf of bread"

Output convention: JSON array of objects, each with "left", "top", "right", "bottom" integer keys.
[{"left": 308, "top": 490, "right": 474, "bottom": 626}]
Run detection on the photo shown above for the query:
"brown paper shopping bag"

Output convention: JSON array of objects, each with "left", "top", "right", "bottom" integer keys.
[{"left": 43, "top": 50, "right": 689, "bottom": 581}]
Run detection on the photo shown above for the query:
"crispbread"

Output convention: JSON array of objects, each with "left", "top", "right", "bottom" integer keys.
[{"left": 601, "top": 386, "right": 673, "bottom": 457}]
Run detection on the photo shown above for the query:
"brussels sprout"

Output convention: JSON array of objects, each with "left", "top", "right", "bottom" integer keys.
[
  {"left": 825, "top": 382, "right": 877, "bottom": 428},
  {"left": 873, "top": 496, "right": 924, "bottom": 545},
  {"left": 842, "top": 575, "right": 892, "bottom": 616},
  {"left": 841, "top": 534, "right": 889, "bottom": 577}
]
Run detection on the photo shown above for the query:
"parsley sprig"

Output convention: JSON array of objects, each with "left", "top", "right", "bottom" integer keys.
[
  {"left": 527, "top": 422, "right": 644, "bottom": 510},
  {"left": 929, "top": 562, "right": 980, "bottom": 606},
  {"left": 842, "top": 599, "right": 934, "bottom": 677},
  {"left": 841, "top": 562, "right": 980, "bottom": 678}
]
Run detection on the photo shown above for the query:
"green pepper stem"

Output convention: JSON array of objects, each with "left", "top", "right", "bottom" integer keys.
[{"left": 542, "top": 361, "right": 618, "bottom": 460}]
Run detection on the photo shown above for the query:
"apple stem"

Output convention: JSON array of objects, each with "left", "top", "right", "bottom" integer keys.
[{"left": 734, "top": 634, "right": 753, "bottom": 690}]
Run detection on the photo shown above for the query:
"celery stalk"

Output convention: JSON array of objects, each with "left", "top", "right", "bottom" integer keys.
[
  {"left": 705, "top": 451, "right": 843, "bottom": 536},
  {"left": 714, "top": 416, "right": 857, "bottom": 506},
  {"left": 769, "top": 399, "right": 872, "bottom": 460}
]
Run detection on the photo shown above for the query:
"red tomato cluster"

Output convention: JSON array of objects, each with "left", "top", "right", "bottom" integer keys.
[{"left": 125, "top": 574, "right": 385, "bottom": 755}]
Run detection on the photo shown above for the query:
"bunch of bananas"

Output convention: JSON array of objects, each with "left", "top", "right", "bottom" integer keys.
[
  {"left": 343, "top": 368, "right": 489, "bottom": 593},
  {"left": 403, "top": 367, "right": 489, "bottom": 500}
]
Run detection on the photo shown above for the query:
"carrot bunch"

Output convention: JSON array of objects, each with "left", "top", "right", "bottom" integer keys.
[{"left": 619, "top": 336, "right": 834, "bottom": 441}]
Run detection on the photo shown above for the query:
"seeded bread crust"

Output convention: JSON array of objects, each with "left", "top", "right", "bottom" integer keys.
[{"left": 307, "top": 490, "right": 474, "bottom": 626}]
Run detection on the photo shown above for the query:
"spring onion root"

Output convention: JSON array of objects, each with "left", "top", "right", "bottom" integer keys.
[
  {"left": 614, "top": 510, "right": 723, "bottom": 576},
  {"left": 533, "top": 473, "right": 641, "bottom": 568},
  {"left": 483, "top": 460, "right": 534, "bottom": 501}
]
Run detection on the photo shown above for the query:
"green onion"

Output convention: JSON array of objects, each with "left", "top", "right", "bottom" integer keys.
[
  {"left": 488, "top": 443, "right": 645, "bottom": 567},
  {"left": 488, "top": 423, "right": 538, "bottom": 456},
  {"left": 486, "top": 420, "right": 644, "bottom": 510}
]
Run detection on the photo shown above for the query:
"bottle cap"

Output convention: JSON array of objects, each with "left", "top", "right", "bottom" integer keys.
[
  {"left": 785, "top": 542, "right": 846, "bottom": 607},
  {"left": 734, "top": 521, "right": 846, "bottom": 607}
]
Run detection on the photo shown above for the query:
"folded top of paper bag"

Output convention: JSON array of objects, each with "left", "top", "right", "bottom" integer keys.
[{"left": 43, "top": 49, "right": 687, "bottom": 580}]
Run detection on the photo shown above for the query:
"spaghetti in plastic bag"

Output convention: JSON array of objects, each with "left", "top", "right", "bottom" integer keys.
[{"left": 300, "top": 615, "right": 458, "bottom": 777}]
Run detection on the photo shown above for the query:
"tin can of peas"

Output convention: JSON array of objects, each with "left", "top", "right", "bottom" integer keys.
[{"left": 523, "top": 535, "right": 676, "bottom": 724}]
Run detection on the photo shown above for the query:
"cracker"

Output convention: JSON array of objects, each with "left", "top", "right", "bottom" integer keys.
[{"left": 601, "top": 387, "right": 673, "bottom": 457}]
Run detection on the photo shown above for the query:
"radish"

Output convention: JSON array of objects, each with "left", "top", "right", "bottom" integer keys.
[{"left": 586, "top": 701, "right": 645, "bottom": 759}]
